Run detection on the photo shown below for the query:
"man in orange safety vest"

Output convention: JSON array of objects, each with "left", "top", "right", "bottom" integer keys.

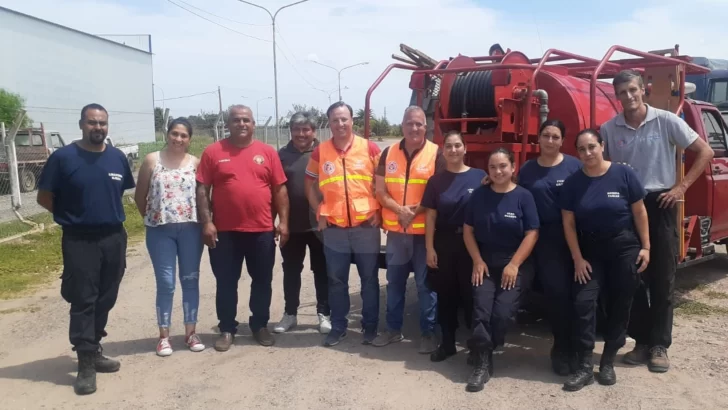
[
  {"left": 371, "top": 106, "right": 444, "bottom": 353},
  {"left": 304, "top": 101, "right": 383, "bottom": 347}
]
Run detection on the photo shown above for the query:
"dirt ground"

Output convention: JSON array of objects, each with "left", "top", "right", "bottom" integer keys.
[{"left": 0, "top": 237, "right": 727, "bottom": 410}]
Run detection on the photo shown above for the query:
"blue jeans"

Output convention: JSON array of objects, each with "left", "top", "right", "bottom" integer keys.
[
  {"left": 323, "top": 225, "right": 381, "bottom": 333},
  {"left": 385, "top": 232, "right": 437, "bottom": 335},
  {"left": 145, "top": 222, "right": 203, "bottom": 328}
]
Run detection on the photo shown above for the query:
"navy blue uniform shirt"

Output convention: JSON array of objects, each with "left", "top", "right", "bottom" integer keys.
[
  {"left": 559, "top": 163, "right": 646, "bottom": 233},
  {"left": 38, "top": 143, "right": 136, "bottom": 227},
  {"left": 421, "top": 168, "right": 487, "bottom": 230},
  {"left": 464, "top": 185, "right": 540, "bottom": 254},
  {"left": 518, "top": 154, "right": 581, "bottom": 225}
]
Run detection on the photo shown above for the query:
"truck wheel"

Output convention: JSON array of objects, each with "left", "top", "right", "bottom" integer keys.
[
  {"left": 127, "top": 155, "right": 134, "bottom": 170},
  {"left": 19, "top": 168, "right": 37, "bottom": 193}
]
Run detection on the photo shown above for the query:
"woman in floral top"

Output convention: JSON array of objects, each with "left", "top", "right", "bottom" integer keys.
[{"left": 134, "top": 118, "right": 205, "bottom": 356}]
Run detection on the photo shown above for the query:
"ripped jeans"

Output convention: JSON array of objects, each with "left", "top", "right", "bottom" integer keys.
[{"left": 145, "top": 222, "right": 203, "bottom": 328}]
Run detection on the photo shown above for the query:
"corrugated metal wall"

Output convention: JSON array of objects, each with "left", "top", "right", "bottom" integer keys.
[{"left": 0, "top": 7, "right": 155, "bottom": 145}]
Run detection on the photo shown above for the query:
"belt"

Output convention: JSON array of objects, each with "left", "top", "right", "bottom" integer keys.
[
  {"left": 578, "top": 227, "right": 633, "bottom": 241},
  {"left": 436, "top": 226, "right": 463, "bottom": 234}
]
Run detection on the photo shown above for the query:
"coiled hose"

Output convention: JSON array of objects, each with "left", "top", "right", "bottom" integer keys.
[{"left": 448, "top": 70, "right": 497, "bottom": 133}]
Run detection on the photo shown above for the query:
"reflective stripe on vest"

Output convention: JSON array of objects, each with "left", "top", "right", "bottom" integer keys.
[
  {"left": 317, "top": 135, "right": 380, "bottom": 228},
  {"left": 381, "top": 139, "right": 438, "bottom": 234}
]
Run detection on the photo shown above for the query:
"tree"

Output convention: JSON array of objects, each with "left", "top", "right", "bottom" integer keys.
[
  {"left": 389, "top": 123, "right": 403, "bottom": 137},
  {"left": 372, "top": 115, "right": 390, "bottom": 137},
  {"left": 154, "top": 107, "right": 165, "bottom": 132},
  {"left": 286, "top": 104, "right": 326, "bottom": 127},
  {"left": 0, "top": 88, "right": 32, "bottom": 129}
]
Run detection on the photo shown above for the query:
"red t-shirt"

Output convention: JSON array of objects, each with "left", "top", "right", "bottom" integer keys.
[{"left": 196, "top": 139, "right": 287, "bottom": 232}]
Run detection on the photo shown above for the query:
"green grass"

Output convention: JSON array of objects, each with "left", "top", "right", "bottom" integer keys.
[
  {"left": 704, "top": 290, "right": 728, "bottom": 300},
  {"left": 139, "top": 135, "right": 214, "bottom": 159},
  {"left": 0, "top": 200, "right": 145, "bottom": 300},
  {"left": 0, "top": 213, "right": 56, "bottom": 240},
  {"left": 675, "top": 300, "right": 728, "bottom": 316}
]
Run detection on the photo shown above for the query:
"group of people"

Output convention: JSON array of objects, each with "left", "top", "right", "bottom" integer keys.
[{"left": 37, "top": 68, "right": 715, "bottom": 396}]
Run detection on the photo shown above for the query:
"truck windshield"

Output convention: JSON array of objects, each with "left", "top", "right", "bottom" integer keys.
[{"left": 711, "top": 80, "right": 728, "bottom": 106}]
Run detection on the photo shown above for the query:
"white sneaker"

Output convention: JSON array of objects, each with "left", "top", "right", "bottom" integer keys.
[
  {"left": 273, "top": 313, "right": 297, "bottom": 333},
  {"left": 318, "top": 313, "right": 332, "bottom": 334},
  {"left": 156, "top": 337, "right": 173, "bottom": 357}
]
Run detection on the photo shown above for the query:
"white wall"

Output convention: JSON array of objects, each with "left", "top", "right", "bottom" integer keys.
[{"left": 0, "top": 7, "right": 154, "bottom": 145}]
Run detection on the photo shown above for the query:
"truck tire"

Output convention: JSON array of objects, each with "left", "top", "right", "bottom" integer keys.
[{"left": 19, "top": 168, "right": 37, "bottom": 193}]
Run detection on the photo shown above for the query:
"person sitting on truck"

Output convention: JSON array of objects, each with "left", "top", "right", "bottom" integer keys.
[
  {"left": 462, "top": 148, "right": 539, "bottom": 393},
  {"left": 517, "top": 119, "right": 582, "bottom": 376},
  {"left": 36, "top": 103, "right": 135, "bottom": 396},
  {"left": 134, "top": 118, "right": 205, "bottom": 357},
  {"left": 371, "top": 106, "right": 443, "bottom": 354},
  {"left": 559, "top": 128, "right": 650, "bottom": 392},
  {"left": 421, "top": 130, "right": 486, "bottom": 362},
  {"left": 601, "top": 69, "right": 715, "bottom": 373},
  {"left": 304, "top": 101, "right": 383, "bottom": 347}
]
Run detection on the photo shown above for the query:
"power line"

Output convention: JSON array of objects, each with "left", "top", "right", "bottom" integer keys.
[
  {"left": 166, "top": 0, "right": 270, "bottom": 42},
  {"left": 275, "top": 44, "right": 320, "bottom": 90},
  {"left": 155, "top": 90, "right": 218, "bottom": 101},
  {"left": 275, "top": 27, "right": 332, "bottom": 87},
  {"left": 175, "top": 0, "right": 267, "bottom": 27}
]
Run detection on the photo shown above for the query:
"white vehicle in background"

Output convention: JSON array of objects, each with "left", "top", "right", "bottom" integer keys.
[{"left": 72, "top": 136, "right": 139, "bottom": 169}]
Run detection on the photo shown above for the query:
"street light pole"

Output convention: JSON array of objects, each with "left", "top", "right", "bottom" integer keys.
[
  {"left": 311, "top": 61, "right": 369, "bottom": 101},
  {"left": 237, "top": 0, "right": 310, "bottom": 149}
]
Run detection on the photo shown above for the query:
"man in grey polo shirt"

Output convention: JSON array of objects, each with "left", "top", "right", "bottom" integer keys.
[{"left": 601, "top": 69, "right": 714, "bottom": 373}]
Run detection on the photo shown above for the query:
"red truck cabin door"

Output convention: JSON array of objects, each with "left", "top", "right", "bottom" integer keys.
[{"left": 702, "top": 108, "right": 728, "bottom": 241}]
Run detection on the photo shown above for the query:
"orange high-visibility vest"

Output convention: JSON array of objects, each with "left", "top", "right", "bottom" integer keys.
[
  {"left": 317, "top": 135, "right": 380, "bottom": 228},
  {"left": 381, "top": 139, "right": 438, "bottom": 234}
]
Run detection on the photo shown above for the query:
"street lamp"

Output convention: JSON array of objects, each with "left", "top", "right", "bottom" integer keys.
[
  {"left": 237, "top": 0, "right": 310, "bottom": 149},
  {"left": 314, "top": 86, "right": 349, "bottom": 105},
  {"left": 311, "top": 61, "right": 368, "bottom": 101}
]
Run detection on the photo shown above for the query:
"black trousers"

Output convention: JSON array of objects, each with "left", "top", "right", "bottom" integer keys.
[
  {"left": 209, "top": 231, "right": 275, "bottom": 334},
  {"left": 280, "top": 231, "right": 329, "bottom": 316},
  {"left": 426, "top": 230, "right": 473, "bottom": 348},
  {"left": 468, "top": 252, "right": 533, "bottom": 352},
  {"left": 535, "top": 223, "right": 575, "bottom": 353},
  {"left": 60, "top": 226, "right": 127, "bottom": 352},
  {"left": 627, "top": 190, "right": 678, "bottom": 349},
  {"left": 573, "top": 229, "right": 641, "bottom": 353}
]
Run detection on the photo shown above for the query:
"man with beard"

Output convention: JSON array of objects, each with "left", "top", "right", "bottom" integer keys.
[
  {"left": 37, "top": 103, "right": 136, "bottom": 395},
  {"left": 196, "top": 105, "right": 289, "bottom": 352}
]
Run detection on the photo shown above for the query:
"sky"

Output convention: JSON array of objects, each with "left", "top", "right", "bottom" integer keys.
[{"left": 3, "top": 0, "right": 728, "bottom": 124}]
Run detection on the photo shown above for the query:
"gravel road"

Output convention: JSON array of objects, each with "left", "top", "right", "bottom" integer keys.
[{"left": 0, "top": 236, "right": 727, "bottom": 409}]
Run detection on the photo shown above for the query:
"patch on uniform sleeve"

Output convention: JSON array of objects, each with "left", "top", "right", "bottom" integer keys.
[
  {"left": 386, "top": 161, "right": 398, "bottom": 173},
  {"left": 323, "top": 161, "right": 336, "bottom": 175},
  {"left": 253, "top": 155, "right": 265, "bottom": 165}
]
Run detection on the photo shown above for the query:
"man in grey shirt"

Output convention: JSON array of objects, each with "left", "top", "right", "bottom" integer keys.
[
  {"left": 273, "top": 112, "right": 331, "bottom": 335},
  {"left": 601, "top": 69, "right": 714, "bottom": 373}
]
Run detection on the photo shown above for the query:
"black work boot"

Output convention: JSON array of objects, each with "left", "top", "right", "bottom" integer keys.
[
  {"left": 74, "top": 351, "right": 97, "bottom": 395},
  {"left": 563, "top": 351, "right": 594, "bottom": 392},
  {"left": 550, "top": 348, "right": 571, "bottom": 376},
  {"left": 466, "top": 350, "right": 491, "bottom": 392},
  {"left": 598, "top": 348, "right": 618, "bottom": 386},
  {"left": 431, "top": 330, "right": 457, "bottom": 362},
  {"left": 94, "top": 346, "right": 120, "bottom": 373}
]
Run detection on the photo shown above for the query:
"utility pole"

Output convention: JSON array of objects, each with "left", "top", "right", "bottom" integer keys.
[
  {"left": 237, "top": 0, "right": 311, "bottom": 150},
  {"left": 218, "top": 86, "right": 224, "bottom": 139},
  {"left": 311, "top": 61, "right": 369, "bottom": 101}
]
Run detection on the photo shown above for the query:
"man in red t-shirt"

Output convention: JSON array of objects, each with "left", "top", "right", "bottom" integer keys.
[{"left": 196, "top": 105, "right": 289, "bottom": 352}]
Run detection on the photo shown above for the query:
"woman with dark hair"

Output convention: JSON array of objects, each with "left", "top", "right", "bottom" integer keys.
[
  {"left": 517, "top": 119, "right": 582, "bottom": 375},
  {"left": 134, "top": 118, "right": 206, "bottom": 356},
  {"left": 421, "top": 130, "right": 486, "bottom": 363},
  {"left": 560, "top": 129, "right": 650, "bottom": 391},
  {"left": 462, "top": 148, "right": 540, "bottom": 393}
]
